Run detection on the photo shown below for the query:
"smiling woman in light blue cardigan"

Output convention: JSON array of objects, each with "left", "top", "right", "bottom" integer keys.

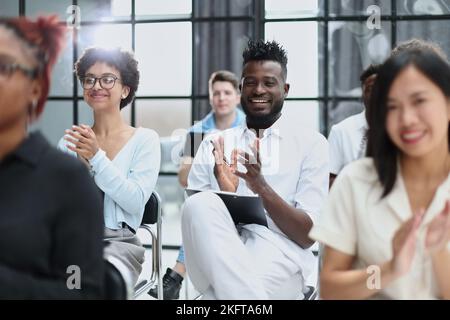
[
  {"left": 58, "top": 126, "right": 160, "bottom": 232},
  {"left": 58, "top": 47, "right": 160, "bottom": 285}
]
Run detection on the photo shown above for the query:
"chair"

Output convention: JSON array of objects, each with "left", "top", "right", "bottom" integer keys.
[
  {"left": 303, "top": 285, "right": 318, "bottom": 300},
  {"left": 302, "top": 246, "right": 321, "bottom": 300},
  {"left": 104, "top": 255, "right": 133, "bottom": 300},
  {"left": 133, "top": 191, "right": 163, "bottom": 299}
]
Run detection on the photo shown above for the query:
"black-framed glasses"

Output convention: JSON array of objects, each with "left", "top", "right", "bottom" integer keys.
[
  {"left": 0, "top": 61, "right": 37, "bottom": 80},
  {"left": 80, "top": 75, "right": 121, "bottom": 90}
]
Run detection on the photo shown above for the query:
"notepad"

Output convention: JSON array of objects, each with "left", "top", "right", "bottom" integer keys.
[{"left": 185, "top": 189, "right": 268, "bottom": 227}]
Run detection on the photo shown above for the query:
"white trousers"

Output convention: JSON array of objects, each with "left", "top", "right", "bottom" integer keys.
[{"left": 181, "top": 191, "right": 302, "bottom": 300}]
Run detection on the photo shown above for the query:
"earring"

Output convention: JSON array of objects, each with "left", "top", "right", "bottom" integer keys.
[
  {"left": 29, "top": 100, "right": 38, "bottom": 114},
  {"left": 27, "top": 100, "right": 38, "bottom": 125}
]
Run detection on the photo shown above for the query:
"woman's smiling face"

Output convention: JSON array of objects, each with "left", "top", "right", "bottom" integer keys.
[
  {"left": 82, "top": 61, "right": 129, "bottom": 111},
  {"left": 386, "top": 65, "right": 450, "bottom": 159}
]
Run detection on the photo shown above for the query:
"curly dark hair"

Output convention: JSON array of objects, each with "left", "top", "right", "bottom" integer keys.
[
  {"left": 75, "top": 47, "right": 139, "bottom": 109},
  {"left": 242, "top": 40, "right": 288, "bottom": 80}
]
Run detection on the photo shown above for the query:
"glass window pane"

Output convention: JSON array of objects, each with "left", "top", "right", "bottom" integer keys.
[
  {"left": 193, "top": 99, "right": 212, "bottom": 124},
  {"left": 78, "top": 101, "right": 94, "bottom": 126},
  {"left": 135, "top": 99, "right": 191, "bottom": 137},
  {"left": 397, "top": 0, "right": 450, "bottom": 15},
  {"left": 194, "top": 21, "right": 253, "bottom": 96},
  {"left": 135, "top": 0, "right": 191, "bottom": 19},
  {"left": 0, "top": 0, "right": 19, "bottom": 16},
  {"left": 29, "top": 101, "right": 73, "bottom": 146},
  {"left": 329, "top": 0, "right": 390, "bottom": 16},
  {"left": 26, "top": 0, "right": 71, "bottom": 20},
  {"left": 77, "top": 0, "right": 131, "bottom": 22},
  {"left": 135, "top": 22, "right": 191, "bottom": 96},
  {"left": 283, "top": 101, "right": 322, "bottom": 133},
  {"left": 397, "top": 20, "right": 450, "bottom": 58},
  {"left": 265, "top": 0, "right": 323, "bottom": 18},
  {"left": 194, "top": 0, "right": 254, "bottom": 18},
  {"left": 78, "top": 24, "right": 132, "bottom": 54},
  {"left": 266, "top": 22, "right": 320, "bottom": 98},
  {"left": 329, "top": 21, "right": 391, "bottom": 97},
  {"left": 49, "top": 32, "right": 73, "bottom": 96}
]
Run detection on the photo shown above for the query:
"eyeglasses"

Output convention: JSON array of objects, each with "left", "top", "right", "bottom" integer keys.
[
  {"left": 0, "top": 61, "right": 37, "bottom": 80},
  {"left": 80, "top": 75, "right": 120, "bottom": 90}
]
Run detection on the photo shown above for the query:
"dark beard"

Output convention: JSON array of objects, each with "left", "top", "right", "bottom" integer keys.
[{"left": 242, "top": 101, "right": 283, "bottom": 130}]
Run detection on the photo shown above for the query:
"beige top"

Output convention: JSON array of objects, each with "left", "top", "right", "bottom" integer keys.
[{"left": 309, "top": 158, "right": 450, "bottom": 299}]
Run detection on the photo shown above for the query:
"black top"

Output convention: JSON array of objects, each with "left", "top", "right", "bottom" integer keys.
[{"left": 0, "top": 132, "right": 104, "bottom": 299}]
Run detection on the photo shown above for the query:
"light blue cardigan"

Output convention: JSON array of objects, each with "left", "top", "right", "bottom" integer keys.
[{"left": 58, "top": 127, "right": 161, "bottom": 231}]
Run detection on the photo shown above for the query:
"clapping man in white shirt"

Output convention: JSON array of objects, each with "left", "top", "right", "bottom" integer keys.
[{"left": 181, "top": 40, "right": 329, "bottom": 299}]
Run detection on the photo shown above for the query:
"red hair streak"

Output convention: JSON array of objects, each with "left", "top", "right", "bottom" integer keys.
[{"left": 1, "top": 15, "right": 67, "bottom": 117}]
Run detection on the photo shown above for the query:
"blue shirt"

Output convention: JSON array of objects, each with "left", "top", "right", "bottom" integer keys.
[
  {"left": 189, "top": 108, "right": 246, "bottom": 134},
  {"left": 183, "top": 109, "right": 246, "bottom": 158}
]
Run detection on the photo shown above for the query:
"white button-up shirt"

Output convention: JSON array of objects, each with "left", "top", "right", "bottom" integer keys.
[
  {"left": 328, "top": 111, "right": 368, "bottom": 175},
  {"left": 187, "top": 114, "right": 329, "bottom": 281},
  {"left": 310, "top": 158, "right": 450, "bottom": 299}
]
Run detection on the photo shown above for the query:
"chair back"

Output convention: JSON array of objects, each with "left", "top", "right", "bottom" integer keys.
[
  {"left": 133, "top": 191, "right": 163, "bottom": 299},
  {"left": 141, "top": 192, "right": 160, "bottom": 225}
]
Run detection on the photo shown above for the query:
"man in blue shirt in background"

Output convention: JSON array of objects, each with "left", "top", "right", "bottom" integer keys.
[{"left": 149, "top": 70, "right": 245, "bottom": 299}]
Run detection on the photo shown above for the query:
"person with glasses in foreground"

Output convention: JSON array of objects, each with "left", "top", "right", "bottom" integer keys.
[
  {"left": 58, "top": 47, "right": 160, "bottom": 286},
  {"left": 0, "top": 16, "right": 104, "bottom": 299}
]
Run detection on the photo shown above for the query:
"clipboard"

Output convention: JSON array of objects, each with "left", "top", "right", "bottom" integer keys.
[{"left": 185, "top": 189, "right": 268, "bottom": 227}]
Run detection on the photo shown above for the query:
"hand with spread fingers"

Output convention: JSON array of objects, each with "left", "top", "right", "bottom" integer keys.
[
  {"left": 390, "top": 211, "right": 424, "bottom": 277},
  {"left": 425, "top": 200, "right": 450, "bottom": 254},
  {"left": 64, "top": 124, "right": 99, "bottom": 161},
  {"left": 233, "top": 138, "right": 268, "bottom": 195},
  {"left": 211, "top": 136, "right": 239, "bottom": 192}
]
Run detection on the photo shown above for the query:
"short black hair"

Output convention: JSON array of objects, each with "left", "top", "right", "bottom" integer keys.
[
  {"left": 367, "top": 48, "right": 450, "bottom": 197},
  {"left": 360, "top": 64, "right": 380, "bottom": 85},
  {"left": 75, "top": 47, "right": 139, "bottom": 109},
  {"left": 242, "top": 39, "right": 288, "bottom": 80}
]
